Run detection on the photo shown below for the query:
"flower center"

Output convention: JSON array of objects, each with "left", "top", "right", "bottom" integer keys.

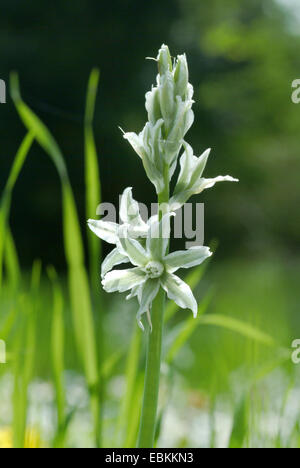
[{"left": 144, "top": 261, "right": 164, "bottom": 279}]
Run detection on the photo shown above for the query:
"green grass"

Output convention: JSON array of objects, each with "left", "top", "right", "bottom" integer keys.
[{"left": 0, "top": 74, "right": 299, "bottom": 448}]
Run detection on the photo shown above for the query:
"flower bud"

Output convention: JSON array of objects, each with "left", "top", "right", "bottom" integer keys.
[
  {"left": 174, "top": 54, "right": 189, "bottom": 98},
  {"left": 159, "top": 72, "right": 175, "bottom": 127},
  {"left": 157, "top": 44, "right": 172, "bottom": 76},
  {"left": 145, "top": 87, "right": 162, "bottom": 125}
]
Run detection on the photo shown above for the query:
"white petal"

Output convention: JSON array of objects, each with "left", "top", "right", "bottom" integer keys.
[
  {"left": 117, "top": 225, "right": 149, "bottom": 267},
  {"left": 173, "top": 145, "right": 211, "bottom": 199},
  {"left": 164, "top": 246, "right": 212, "bottom": 273},
  {"left": 136, "top": 279, "right": 160, "bottom": 327},
  {"left": 175, "top": 142, "right": 195, "bottom": 190},
  {"left": 169, "top": 192, "right": 191, "bottom": 211},
  {"left": 87, "top": 219, "right": 119, "bottom": 244},
  {"left": 147, "top": 212, "right": 174, "bottom": 260},
  {"left": 194, "top": 176, "right": 239, "bottom": 193},
  {"left": 102, "top": 268, "right": 146, "bottom": 293},
  {"left": 184, "top": 108, "right": 194, "bottom": 134},
  {"left": 169, "top": 175, "right": 239, "bottom": 210},
  {"left": 123, "top": 131, "right": 146, "bottom": 159},
  {"left": 161, "top": 273, "right": 198, "bottom": 317},
  {"left": 127, "top": 224, "right": 149, "bottom": 238},
  {"left": 101, "top": 248, "right": 129, "bottom": 278},
  {"left": 188, "top": 148, "right": 211, "bottom": 187},
  {"left": 119, "top": 187, "right": 147, "bottom": 229},
  {"left": 126, "top": 285, "right": 141, "bottom": 301}
]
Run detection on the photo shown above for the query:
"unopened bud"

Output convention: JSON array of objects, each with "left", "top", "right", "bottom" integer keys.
[
  {"left": 157, "top": 44, "right": 172, "bottom": 76},
  {"left": 159, "top": 72, "right": 175, "bottom": 126},
  {"left": 174, "top": 54, "right": 189, "bottom": 98},
  {"left": 145, "top": 87, "right": 162, "bottom": 124}
]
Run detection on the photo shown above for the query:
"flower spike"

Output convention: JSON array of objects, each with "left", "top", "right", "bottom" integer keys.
[{"left": 88, "top": 45, "right": 238, "bottom": 331}]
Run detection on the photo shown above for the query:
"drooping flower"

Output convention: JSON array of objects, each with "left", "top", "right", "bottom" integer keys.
[
  {"left": 101, "top": 213, "right": 212, "bottom": 329},
  {"left": 88, "top": 187, "right": 149, "bottom": 277},
  {"left": 169, "top": 142, "right": 239, "bottom": 210}
]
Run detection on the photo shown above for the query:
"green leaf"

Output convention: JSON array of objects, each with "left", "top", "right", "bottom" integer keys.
[
  {"left": 228, "top": 395, "right": 250, "bottom": 448},
  {"left": 165, "top": 291, "right": 213, "bottom": 364},
  {"left": 48, "top": 266, "right": 66, "bottom": 443},
  {"left": 0, "top": 132, "right": 34, "bottom": 291},
  {"left": 11, "top": 73, "right": 101, "bottom": 447},
  {"left": 4, "top": 228, "right": 21, "bottom": 292},
  {"left": 198, "top": 314, "right": 275, "bottom": 347},
  {"left": 116, "top": 323, "right": 142, "bottom": 447},
  {"left": 13, "top": 261, "right": 41, "bottom": 448},
  {"left": 84, "top": 69, "right": 102, "bottom": 287}
]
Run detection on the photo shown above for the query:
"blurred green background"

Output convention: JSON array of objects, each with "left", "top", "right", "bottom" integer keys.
[
  {"left": 1, "top": 0, "right": 300, "bottom": 448},
  {"left": 1, "top": 0, "right": 300, "bottom": 265}
]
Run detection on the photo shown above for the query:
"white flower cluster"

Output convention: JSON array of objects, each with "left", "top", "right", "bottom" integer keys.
[
  {"left": 88, "top": 45, "right": 238, "bottom": 329},
  {"left": 88, "top": 188, "right": 212, "bottom": 329}
]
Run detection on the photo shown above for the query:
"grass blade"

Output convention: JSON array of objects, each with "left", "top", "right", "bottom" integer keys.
[
  {"left": 13, "top": 260, "right": 41, "bottom": 448},
  {"left": 165, "top": 291, "right": 213, "bottom": 364},
  {"left": 4, "top": 228, "right": 21, "bottom": 292},
  {"left": 10, "top": 73, "right": 101, "bottom": 446},
  {"left": 84, "top": 68, "right": 101, "bottom": 285},
  {"left": 116, "top": 322, "right": 142, "bottom": 446},
  {"left": 228, "top": 395, "right": 250, "bottom": 448},
  {"left": 197, "top": 314, "right": 275, "bottom": 347},
  {"left": 48, "top": 266, "right": 66, "bottom": 447},
  {"left": 0, "top": 133, "right": 34, "bottom": 291}
]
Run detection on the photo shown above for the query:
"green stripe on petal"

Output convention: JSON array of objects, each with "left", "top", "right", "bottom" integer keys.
[
  {"left": 147, "top": 212, "right": 174, "bottom": 260},
  {"left": 164, "top": 246, "right": 212, "bottom": 273},
  {"left": 101, "top": 248, "right": 129, "bottom": 278},
  {"left": 102, "top": 268, "right": 146, "bottom": 293},
  {"left": 161, "top": 272, "right": 198, "bottom": 317},
  {"left": 87, "top": 219, "right": 119, "bottom": 244},
  {"left": 117, "top": 225, "right": 149, "bottom": 267},
  {"left": 136, "top": 279, "right": 160, "bottom": 329}
]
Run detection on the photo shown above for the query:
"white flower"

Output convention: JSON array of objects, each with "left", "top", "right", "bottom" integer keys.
[
  {"left": 101, "top": 214, "right": 212, "bottom": 329},
  {"left": 123, "top": 121, "right": 166, "bottom": 194},
  {"left": 169, "top": 142, "right": 239, "bottom": 210},
  {"left": 87, "top": 187, "right": 149, "bottom": 277}
]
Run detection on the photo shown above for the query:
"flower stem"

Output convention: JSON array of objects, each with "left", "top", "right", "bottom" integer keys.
[
  {"left": 137, "top": 288, "right": 165, "bottom": 447},
  {"left": 137, "top": 165, "right": 169, "bottom": 448}
]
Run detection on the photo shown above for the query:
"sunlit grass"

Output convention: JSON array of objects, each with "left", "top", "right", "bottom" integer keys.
[{"left": 0, "top": 74, "right": 298, "bottom": 448}]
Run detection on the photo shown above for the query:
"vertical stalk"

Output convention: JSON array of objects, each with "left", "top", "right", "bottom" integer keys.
[{"left": 138, "top": 165, "right": 169, "bottom": 448}]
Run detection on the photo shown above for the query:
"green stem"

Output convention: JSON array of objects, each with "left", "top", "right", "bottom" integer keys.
[
  {"left": 138, "top": 164, "right": 169, "bottom": 448},
  {"left": 137, "top": 289, "right": 165, "bottom": 447}
]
